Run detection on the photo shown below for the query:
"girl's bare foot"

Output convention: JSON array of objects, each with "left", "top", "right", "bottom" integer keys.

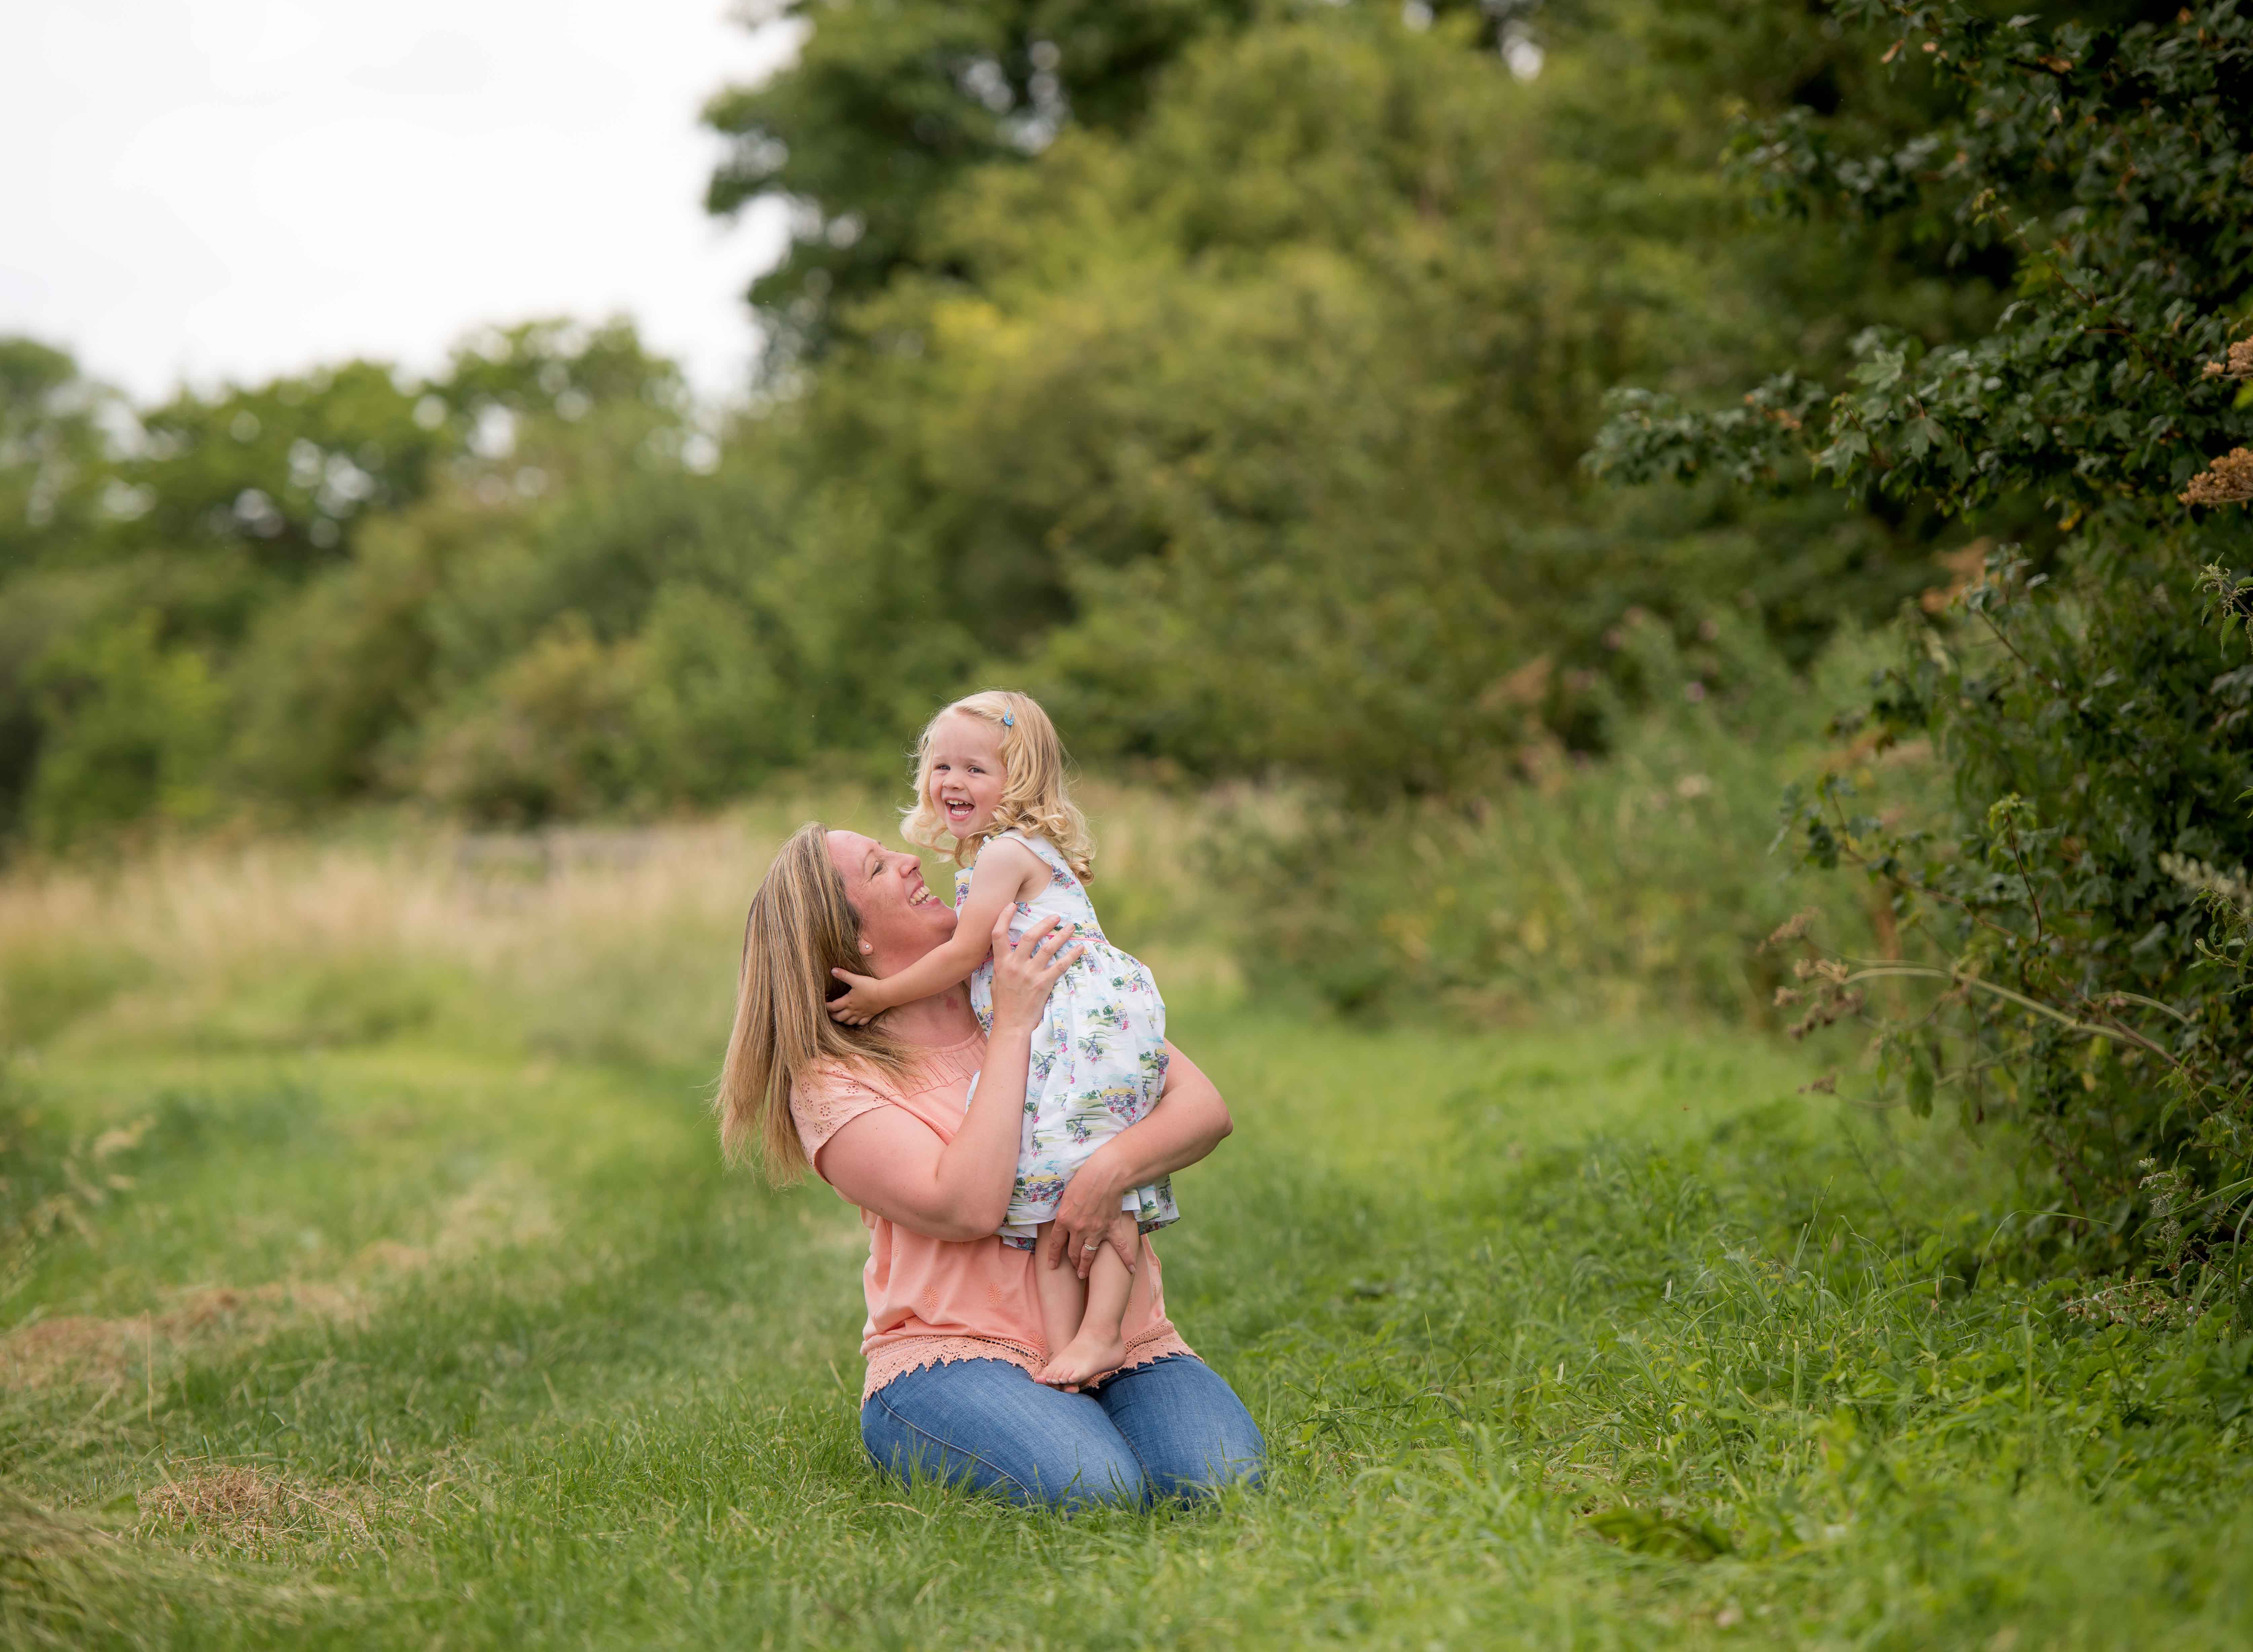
[{"left": 1036, "top": 1328, "right": 1128, "bottom": 1392}]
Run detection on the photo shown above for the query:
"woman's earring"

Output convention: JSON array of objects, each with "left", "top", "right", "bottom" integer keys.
[{"left": 860, "top": 942, "right": 873, "bottom": 954}]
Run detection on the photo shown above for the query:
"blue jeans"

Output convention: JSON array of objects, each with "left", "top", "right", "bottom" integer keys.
[{"left": 861, "top": 1354, "right": 1264, "bottom": 1510}]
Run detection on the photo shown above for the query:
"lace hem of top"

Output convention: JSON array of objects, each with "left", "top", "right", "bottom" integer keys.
[{"left": 861, "top": 1326, "right": 1196, "bottom": 1403}]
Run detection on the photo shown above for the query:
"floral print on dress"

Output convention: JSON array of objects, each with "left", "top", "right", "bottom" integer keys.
[{"left": 962, "top": 831, "right": 1177, "bottom": 1247}]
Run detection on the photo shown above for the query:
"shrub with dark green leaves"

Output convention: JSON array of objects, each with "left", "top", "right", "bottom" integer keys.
[
  {"left": 1595, "top": 1, "right": 2253, "bottom": 1281},
  {"left": 1212, "top": 615, "right": 1898, "bottom": 1021}
]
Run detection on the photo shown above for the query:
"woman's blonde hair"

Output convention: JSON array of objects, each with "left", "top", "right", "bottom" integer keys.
[
  {"left": 900, "top": 689, "right": 1096, "bottom": 879},
  {"left": 716, "top": 822, "right": 910, "bottom": 1184}
]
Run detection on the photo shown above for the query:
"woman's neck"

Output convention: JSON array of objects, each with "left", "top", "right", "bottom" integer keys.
[{"left": 883, "top": 981, "right": 980, "bottom": 1048}]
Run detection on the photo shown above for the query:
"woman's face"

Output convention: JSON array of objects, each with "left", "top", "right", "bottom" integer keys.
[
  {"left": 923, "top": 711, "right": 1007, "bottom": 841},
  {"left": 826, "top": 829, "right": 955, "bottom": 977}
]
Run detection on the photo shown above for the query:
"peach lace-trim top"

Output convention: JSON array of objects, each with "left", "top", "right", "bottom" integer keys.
[{"left": 791, "top": 1029, "right": 1194, "bottom": 1402}]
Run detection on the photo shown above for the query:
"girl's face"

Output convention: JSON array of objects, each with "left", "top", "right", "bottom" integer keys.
[{"left": 923, "top": 711, "right": 1007, "bottom": 841}]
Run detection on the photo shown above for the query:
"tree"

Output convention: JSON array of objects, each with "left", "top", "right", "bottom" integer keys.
[
  {"left": 123, "top": 361, "right": 445, "bottom": 583},
  {"left": 703, "top": 0, "right": 1259, "bottom": 361},
  {"left": 0, "top": 342, "right": 123, "bottom": 837},
  {"left": 717, "top": 0, "right": 2014, "bottom": 795},
  {"left": 1596, "top": 1, "right": 2253, "bottom": 1276},
  {"left": 0, "top": 319, "right": 746, "bottom": 843}
]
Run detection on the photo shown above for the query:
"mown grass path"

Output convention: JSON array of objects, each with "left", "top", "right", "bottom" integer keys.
[{"left": 4, "top": 1011, "right": 2250, "bottom": 1648}]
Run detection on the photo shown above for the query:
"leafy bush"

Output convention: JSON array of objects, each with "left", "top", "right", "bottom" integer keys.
[
  {"left": 1596, "top": 1, "right": 2253, "bottom": 1278},
  {"left": 24, "top": 613, "right": 222, "bottom": 849},
  {"left": 409, "top": 619, "right": 648, "bottom": 826},
  {"left": 1219, "top": 615, "right": 1905, "bottom": 1019}
]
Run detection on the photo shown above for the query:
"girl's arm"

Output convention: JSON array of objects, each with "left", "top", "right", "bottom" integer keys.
[
  {"left": 1047, "top": 1042, "right": 1233, "bottom": 1277},
  {"left": 816, "top": 910, "right": 1084, "bottom": 1239},
  {"left": 827, "top": 838, "right": 1048, "bottom": 1025}
]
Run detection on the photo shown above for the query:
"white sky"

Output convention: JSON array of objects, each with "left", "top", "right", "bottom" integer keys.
[{"left": 0, "top": 1, "right": 803, "bottom": 406}]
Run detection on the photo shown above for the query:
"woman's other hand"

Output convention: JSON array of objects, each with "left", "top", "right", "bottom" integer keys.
[
  {"left": 1050, "top": 1143, "right": 1140, "bottom": 1279},
  {"left": 1048, "top": 1208, "right": 1140, "bottom": 1282},
  {"left": 988, "top": 908, "right": 1079, "bottom": 1034}
]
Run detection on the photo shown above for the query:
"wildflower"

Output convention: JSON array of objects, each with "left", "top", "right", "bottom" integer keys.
[
  {"left": 2180, "top": 448, "right": 2253, "bottom": 507},
  {"left": 2200, "top": 338, "right": 2253, "bottom": 380}
]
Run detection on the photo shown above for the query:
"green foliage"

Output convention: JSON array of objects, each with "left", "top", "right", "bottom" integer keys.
[
  {"left": 23, "top": 615, "right": 222, "bottom": 850},
  {"left": 121, "top": 361, "right": 442, "bottom": 581},
  {"left": 725, "top": 0, "right": 1981, "bottom": 800},
  {"left": 0, "top": 322, "right": 741, "bottom": 843},
  {"left": 0, "top": 338, "right": 115, "bottom": 580},
  {"left": 6, "top": 0, "right": 2044, "bottom": 849},
  {"left": 410, "top": 617, "right": 648, "bottom": 825},
  {"left": 1219, "top": 614, "right": 1899, "bottom": 1019},
  {"left": 703, "top": 0, "right": 1259, "bottom": 357},
  {"left": 222, "top": 520, "right": 446, "bottom": 806},
  {"left": 1591, "top": 4, "right": 2252, "bottom": 511},
  {"left": 1597, "top": 1, "right": 2253, "bottom": 1276}
]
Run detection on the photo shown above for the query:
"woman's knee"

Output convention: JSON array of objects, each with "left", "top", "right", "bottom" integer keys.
[
  {"left": 861, "top": 1359, "right": 1149, "bottom": 1510},
  {"left": 1097, "top": 1356, "right": 1266, "bottom": 1501},
  {"left": 863, "top": 1415, "right": 1144, "bottom": 1509}
]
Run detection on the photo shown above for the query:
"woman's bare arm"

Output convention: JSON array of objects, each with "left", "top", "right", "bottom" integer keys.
[
  {"left": 1047, "top": 1042, "right": 1232, "bottom": 1276},
  {"left": 816, "top": 910, "right": 1080, "bottom": 1239}
]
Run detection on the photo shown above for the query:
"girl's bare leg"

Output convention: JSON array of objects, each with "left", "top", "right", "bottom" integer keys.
[
  {"left": 1037, "top": 1233, "right": 1137, "bottom": 1390},
  {"left": 1030, "top": 1221, "right": 1087, "bottom": 1373}
]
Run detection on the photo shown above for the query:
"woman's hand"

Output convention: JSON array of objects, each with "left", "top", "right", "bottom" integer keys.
[
  {"left": 1049, "top": 1145, "right": 1139, "bottom": 1279},
  {"left": 987, "top": 908, "right": 1080, "bottom": 1035},
  {"left": 1051, "top": 1207, "right": 1141, "bottom": 1282},
  {"left": 1046, "top": 1044, "right": 1232, "bottom": 1277}
]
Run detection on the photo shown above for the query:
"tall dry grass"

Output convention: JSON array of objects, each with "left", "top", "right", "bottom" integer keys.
[{"left": 0, "top": 782, "right": 1239, "bottom": 1069}]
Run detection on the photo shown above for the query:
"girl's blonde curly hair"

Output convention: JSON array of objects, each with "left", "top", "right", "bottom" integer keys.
[{"left": 900, "top": 690, "right": 1096, "bottom": 879}]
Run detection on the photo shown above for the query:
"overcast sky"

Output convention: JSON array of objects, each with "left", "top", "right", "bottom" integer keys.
[{"left": 1, "top": 1, "right": 802, "bottom": 405}]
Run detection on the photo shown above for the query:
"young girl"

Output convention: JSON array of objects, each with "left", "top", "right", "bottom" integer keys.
[{"left": 825, "top": 689, "right": 1174, "bottom": 1389}]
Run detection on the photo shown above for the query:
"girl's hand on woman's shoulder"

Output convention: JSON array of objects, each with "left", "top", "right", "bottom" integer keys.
[
  {"left": 988, "top": 908, "right": 1080, "bottom": 1034},
  {"left": 825, "top": 972, "right": 891, "bottom": 1025}
]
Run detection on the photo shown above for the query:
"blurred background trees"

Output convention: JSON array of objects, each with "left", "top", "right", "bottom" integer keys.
[
  {"left": 6, "top": 0, "right": 2249, "bottom": 1286},
  {"left": 6, "top": 0, "right": 2006, "bottom": 853}
]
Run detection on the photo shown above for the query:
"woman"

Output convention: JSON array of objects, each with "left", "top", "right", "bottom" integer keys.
[{"left": 717, "top": 823, "right": 1263, "bottom": 1510}]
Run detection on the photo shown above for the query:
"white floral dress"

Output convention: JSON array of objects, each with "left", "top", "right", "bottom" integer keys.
[{"left": 961, "top": 830, "right": 1176, "bottom": 1248}]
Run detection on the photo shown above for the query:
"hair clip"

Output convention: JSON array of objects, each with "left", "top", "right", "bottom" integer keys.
[{"left": 1002, "top": 709, "right": 1014, "bottom": 726}]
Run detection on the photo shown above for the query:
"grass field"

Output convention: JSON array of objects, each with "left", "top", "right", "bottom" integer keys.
[{"left": 3, "top": 812, "right": 2251, "bottom": 1648}]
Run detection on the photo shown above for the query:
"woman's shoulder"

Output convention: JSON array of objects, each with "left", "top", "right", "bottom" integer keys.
[
  {"left": 790, "top": 1056, "right": 899, "bottom": 1122},
  {"left": 793, "top": 1054, "right": 899, "bottom": 1105},
  {"left": 789, "top": 1057, "right": 903, "bottom": 1160},
  {"left": 793, "top": 1038, "right": 980, "bottom": 1113}
]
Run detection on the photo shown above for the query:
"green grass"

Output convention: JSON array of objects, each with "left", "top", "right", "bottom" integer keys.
[{"left": 5, "top": 996, "right": 2251, "bottom": 1649}]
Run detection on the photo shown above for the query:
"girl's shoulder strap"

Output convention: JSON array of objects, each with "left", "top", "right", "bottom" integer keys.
[
  {"left": 1005, "top": 825, "right": 1090, "bottom": 888},
  {"left": 991, "top": 828, "right": 1068, "bottom": 876}
]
